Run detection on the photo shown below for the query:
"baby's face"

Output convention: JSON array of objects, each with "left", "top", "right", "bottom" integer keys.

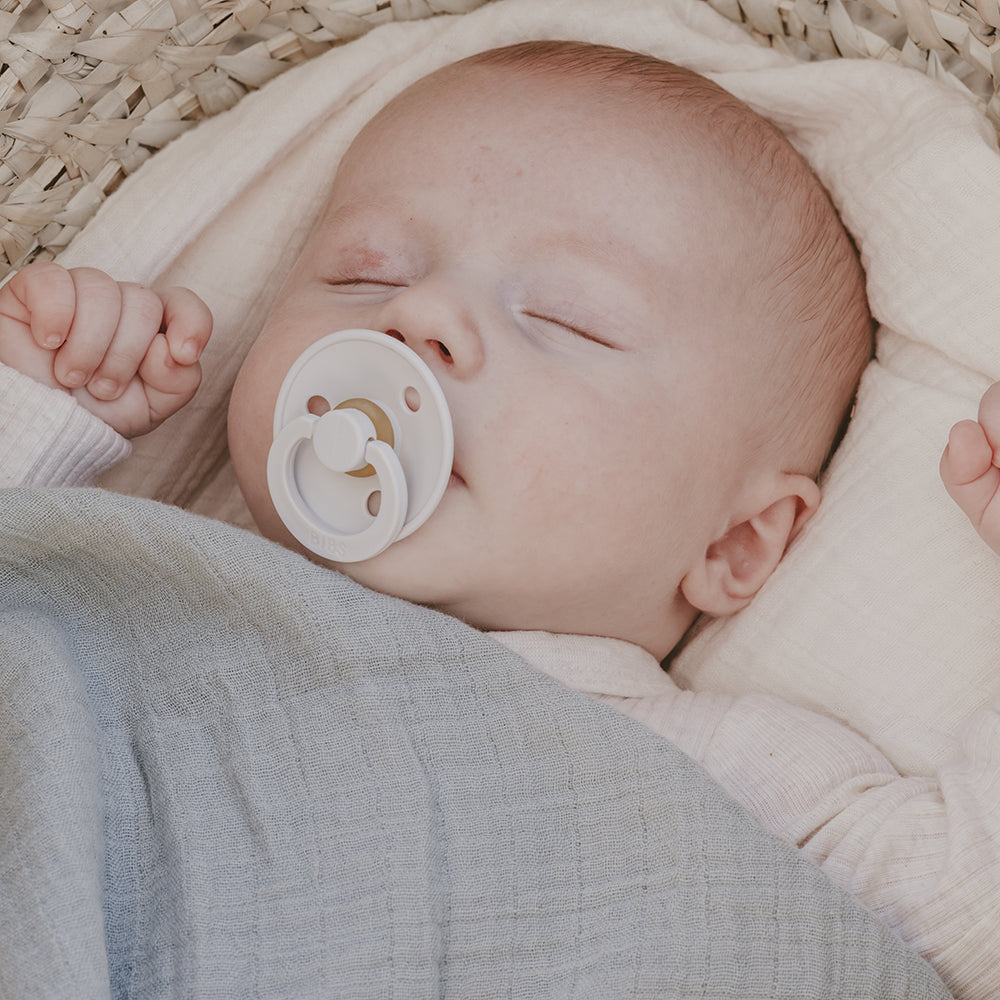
[{"left": 229, "top": 62, "right": 756, "bottom": 657}]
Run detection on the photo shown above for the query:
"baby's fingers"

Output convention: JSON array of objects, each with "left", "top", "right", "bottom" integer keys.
[
  {"left": 86, "top": 283, "right": 168, "bottom": 400},
  {"left": 941, "top": 419, "right": 994, "bottom": 491},
  {"left": 51, "top": 268, "right": 123, "bottom": 389},
  {"left": 941, "top": 418, "right": 1000, "bottom": 550},
  {"left": 4, "top": 261, "right": 77, "bottom": 349},
  {"left": 138, "top": 334, "right": 202, "bottom": 423},
  {"left": 160, "top": 286, "right": 212, "bottom": 367},
  {"left": 977, "top": 381, "right": 1000, "bottom": 457}
]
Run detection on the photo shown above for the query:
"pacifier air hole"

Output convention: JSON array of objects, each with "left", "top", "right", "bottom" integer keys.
[{"left": 404, "top": 386, "right": 421, "bottom": 412}]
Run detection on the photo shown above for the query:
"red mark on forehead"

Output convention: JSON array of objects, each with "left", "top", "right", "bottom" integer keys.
[{"left": 340, "top": 242, "right": 389, "bottom": 271}]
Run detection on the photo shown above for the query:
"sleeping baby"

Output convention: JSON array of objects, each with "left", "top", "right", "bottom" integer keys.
[{"left": 0, "top": 40, "right": 996, "bottom": 998}]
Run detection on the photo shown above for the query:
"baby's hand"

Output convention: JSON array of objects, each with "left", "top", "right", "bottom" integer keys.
[
  {"left": 0, "top": 262, "right": 212, "bottom": 439},
  {"left": 940, "top": 382, "right": 1000, "bottom": 555}
]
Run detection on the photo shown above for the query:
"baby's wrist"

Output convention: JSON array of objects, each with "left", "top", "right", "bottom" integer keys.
[{"left": 0, "top": 343, "right": 64, "bottom": 395}]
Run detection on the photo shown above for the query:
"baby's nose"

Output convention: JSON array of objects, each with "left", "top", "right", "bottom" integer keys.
[
  {"left": 375, "top": 281, "right": 485, "bottom": 378},
  {"left": 385, "top": 329, "right": 454, "bottom": 367}
]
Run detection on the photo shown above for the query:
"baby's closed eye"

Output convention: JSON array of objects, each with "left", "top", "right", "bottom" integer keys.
[
  {"left": 521, "top": 309, "right": 621, "bottom": 351},
  {"left": 323, "top": 234, "right": 414, "bottom": 292},
  {"left": 325, "top": 276, "right": 406, "bottom": 292}
]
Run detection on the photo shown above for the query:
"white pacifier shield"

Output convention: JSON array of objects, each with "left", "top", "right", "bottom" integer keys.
[{"left": 267, "top": 329, "right": 453, "bottom": 562}]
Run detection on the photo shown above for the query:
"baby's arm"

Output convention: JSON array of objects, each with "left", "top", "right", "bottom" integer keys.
[
  {"left": 940, "top": 382, "right": 1000, "bottom": 554},
  {"left": 0, "top": 262, "right": 212, "bottom": 440}
]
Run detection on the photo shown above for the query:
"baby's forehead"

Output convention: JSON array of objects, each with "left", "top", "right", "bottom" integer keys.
[
  {"left": 343, "top": 57, "right": 734, "bottom": 195},
  {"left": 324, "top": 48, "right": 804, "bottom": 286},
  {"left": 381, "top": 57, "right": 673, "bottom": 131}
]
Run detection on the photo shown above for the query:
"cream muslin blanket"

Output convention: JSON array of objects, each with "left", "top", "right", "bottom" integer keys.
[{"left": 55, "top": 0, "right": 1000, "bottom": 776}]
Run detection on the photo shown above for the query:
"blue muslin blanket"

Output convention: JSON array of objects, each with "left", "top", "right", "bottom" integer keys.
[{"left": 0, "top": 488, "right": 950, "bottom": 998}]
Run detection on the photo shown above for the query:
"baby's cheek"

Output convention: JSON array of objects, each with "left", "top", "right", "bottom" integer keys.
[{"left": 228, "top": 379, "right": 277, "bottom": 516}]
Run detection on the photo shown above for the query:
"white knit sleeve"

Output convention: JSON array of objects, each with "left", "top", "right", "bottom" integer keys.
[{"left": 0, "top": 364, "right": 131, "bottom": 487}]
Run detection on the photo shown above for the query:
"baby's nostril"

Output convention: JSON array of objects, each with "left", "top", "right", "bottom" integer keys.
[
  {"left": 435, "top": 341, "right": 452, "bottom": 361},
  {"left": 384, "top": 329, "right": 405, "bottom": 343}
]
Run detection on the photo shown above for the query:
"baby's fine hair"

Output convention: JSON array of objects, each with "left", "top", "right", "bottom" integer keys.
[{"left": 462, "top": 40, "right": 875, "bottom": 477}]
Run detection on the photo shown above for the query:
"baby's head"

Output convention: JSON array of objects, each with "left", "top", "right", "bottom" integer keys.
[{"left": 229, "top": 41, "right": 872, "bottom": 659}]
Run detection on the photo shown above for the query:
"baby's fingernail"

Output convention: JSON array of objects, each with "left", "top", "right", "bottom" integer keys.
[
  {"left": 91, "top": 378, "right": 118, "bottom": 398},
  {"left": 64, "top": 370, "right": 87, "bottom": 387},
  {"left": 45, "top": 334, "right": 63, "bottom": 349},
  {"left": 178, "top": 339, "right": 200, "bottom": 364}
]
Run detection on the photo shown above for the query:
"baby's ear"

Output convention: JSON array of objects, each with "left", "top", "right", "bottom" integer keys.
[{"left": 680, "top": 473, "right": 820, "bottom": 618}]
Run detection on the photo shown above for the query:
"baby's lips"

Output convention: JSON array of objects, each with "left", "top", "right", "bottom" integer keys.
[{"left": 448, "top": 449, "right": 467, "bottom": 487}]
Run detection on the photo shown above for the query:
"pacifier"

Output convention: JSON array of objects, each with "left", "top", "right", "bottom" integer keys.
[{"left": 266, "top": 329, "right": 453, "bottom": 562}]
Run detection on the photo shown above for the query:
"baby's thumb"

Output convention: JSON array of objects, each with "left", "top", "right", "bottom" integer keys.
[{"left": 139, "top": 333, "right": 202, "bottom": 423}]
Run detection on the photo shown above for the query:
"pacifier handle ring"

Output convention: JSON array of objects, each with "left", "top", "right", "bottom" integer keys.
[{"left": 267, "top": 413, "right": 408, "bottom": 562}]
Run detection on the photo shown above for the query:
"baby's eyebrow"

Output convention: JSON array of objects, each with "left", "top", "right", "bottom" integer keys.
[
  {"left": 336, "top": 242, "right": 390, "bottom": 272},
  {"left": 537, "top": 231, "right": 652, "bottom": 278},
  {"left": 318, "top": 195, "right": 408, "bottom": 235},
  {"left": 315, "top": 198, "right": 424, "bottom": 269}
]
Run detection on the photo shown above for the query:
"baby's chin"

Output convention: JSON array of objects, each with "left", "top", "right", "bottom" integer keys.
[
  {"left": 330, "top": 538, "right": 461, "bottom": 611},
  {"left": 242, "top": 484, "right": 455, "bottom": 616}
]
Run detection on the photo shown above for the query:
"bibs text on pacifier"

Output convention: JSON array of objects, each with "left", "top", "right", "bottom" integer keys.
[{"left": 267, "top": 329, "right": 453, "bottom": 562}]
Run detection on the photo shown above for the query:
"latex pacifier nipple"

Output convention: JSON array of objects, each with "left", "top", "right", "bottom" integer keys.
[{"left": 266, "top": 329, "right": 453, "bottom": 562}]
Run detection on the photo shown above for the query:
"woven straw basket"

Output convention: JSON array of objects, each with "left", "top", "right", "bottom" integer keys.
[{"left": 0, "top": 0, "right": 996, "bottom": 280}]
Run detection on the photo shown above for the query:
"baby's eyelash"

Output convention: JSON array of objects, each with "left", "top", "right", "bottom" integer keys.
[
  {"left": 524, "top": 312, "right": 620, "bottom": 351},
  {"left": 327, "top": 277, "right": 398, "bottom": 287}
]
